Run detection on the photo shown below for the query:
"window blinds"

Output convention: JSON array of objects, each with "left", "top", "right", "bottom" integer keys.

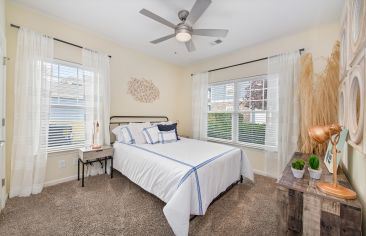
[
  {"left": 208, "top": 75, "right": 278, "bottom": 148},
  {"left": 48, "top": 62, "right": 87, "bottom": 151},
  {"left": 208, "top": 83, "right": 234, "bottom": 141}
]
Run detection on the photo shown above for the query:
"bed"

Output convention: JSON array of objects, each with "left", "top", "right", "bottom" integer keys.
[{"left": 110, "top": 116, "right": 254, "bottom": 236}]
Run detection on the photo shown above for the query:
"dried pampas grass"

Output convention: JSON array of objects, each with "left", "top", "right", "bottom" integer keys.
[
  {"left": 312, "top": 41, "right": 340, "bottom": 155},
  {"left": 298, "top": 53, "right": 315, "bottom": 153},
  {"left": 298, "top": 41, "right": 340, "bottom": 155}
]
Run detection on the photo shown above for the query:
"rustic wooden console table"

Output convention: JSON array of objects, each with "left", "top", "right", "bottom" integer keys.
[{"left": 276, "top": 152, "right": 362, "bottom": 235}]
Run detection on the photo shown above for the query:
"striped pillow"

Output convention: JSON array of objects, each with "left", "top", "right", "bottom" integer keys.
[
  {"left": 159, "top": 130, "right": 178, "bottom": 144},
  {"left": 142, "top": 126, "right": 160, "bottom": 144},
  {"left": 120, "top": 126, "right": 135, "bottom": 144}
]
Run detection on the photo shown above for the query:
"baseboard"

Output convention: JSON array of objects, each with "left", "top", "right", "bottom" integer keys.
[
  {"left": 44, "top": 175, "right": 78, "bottom": 187},
  {"left": 1, "top": 189, "right": 8, "bottom": 209},
  {"left": 253, "top": 169, "right": 278, "bottom": 179}
]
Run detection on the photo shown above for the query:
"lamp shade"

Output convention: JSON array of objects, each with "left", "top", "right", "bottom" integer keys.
[{"left": 308, "top": 124, "right": 342, "bottom": 144}]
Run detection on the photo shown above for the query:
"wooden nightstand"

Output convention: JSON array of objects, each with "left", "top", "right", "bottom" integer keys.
[{"left": 78, "top": 146, "right": 114, "bottom": 187}]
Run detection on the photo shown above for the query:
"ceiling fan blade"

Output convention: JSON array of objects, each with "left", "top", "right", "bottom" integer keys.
[
  {"left": 150, "top": 34, "right": 175, "bottom": 44},
  {"left": 185, "top": 40, "right": 196, "bottom": 52},
  {"left": 192, "top": 29, "right": 228, "bottom": 37},
  {"left": 139, "top": 9, "right": 176, "bottom": 29},
  {"left": 186, "top": 0, "right": 212, "bottom": 25}
]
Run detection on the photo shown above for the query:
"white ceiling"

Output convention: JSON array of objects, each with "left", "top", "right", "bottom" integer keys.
[{"left": 11, "top": 0, "right": 343, "bottom": 65}]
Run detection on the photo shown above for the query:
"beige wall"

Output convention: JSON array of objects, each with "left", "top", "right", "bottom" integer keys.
[
  {"left": 344, "top": 145, "right": 366, "bottom": 235},
  {"left": 5, "top": 2, "right": 186, "bottom": 189},
  {"left": 0, "top": 0, "right": 6, "bottom": 208},
  {"left": 181, "top": 22, "right": 340, "bottom": 177}
]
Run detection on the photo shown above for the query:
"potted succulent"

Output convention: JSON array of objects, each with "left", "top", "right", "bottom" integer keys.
[
  {"left": 291, "top": 159, "right": 305, "bottom": 179},
  {"left": 308, "top": 154, "right": 322, "bottom": 179}
]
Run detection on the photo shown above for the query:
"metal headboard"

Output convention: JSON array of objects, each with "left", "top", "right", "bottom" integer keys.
[{"left": 109, "top": 115, "right": 169, "bottom": 144}]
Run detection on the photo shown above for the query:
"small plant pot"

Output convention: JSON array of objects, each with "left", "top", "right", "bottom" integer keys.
[
  {"left": 291, "top": 167, "right": 305, "bottom": 179},
  {"left": 308, "top": 167, "right": 322, "bottom": 180}
]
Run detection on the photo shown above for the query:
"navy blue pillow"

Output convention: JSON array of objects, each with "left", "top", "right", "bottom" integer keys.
[{"left": 157, "top": 123, "right": 180, "bottom": 140}]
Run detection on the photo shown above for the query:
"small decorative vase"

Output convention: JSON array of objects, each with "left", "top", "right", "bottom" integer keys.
[
  {"left": 291, "top": 167, "right": 305, "bottom": 179},
  {"left": 308, "top": 167, "right": 322, "bottom": 180}
]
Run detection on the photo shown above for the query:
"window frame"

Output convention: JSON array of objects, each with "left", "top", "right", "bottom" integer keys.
[
  {"left": 47, "top": 59, "right": 88, "bottom": 153},
  {"left": 207, "top": 74, "right": 277, "bottom": 150}
]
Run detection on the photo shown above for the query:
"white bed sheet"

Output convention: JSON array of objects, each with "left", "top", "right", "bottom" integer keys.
[{"left": 113, "top": 138, "right": 254, "bottom": 236}]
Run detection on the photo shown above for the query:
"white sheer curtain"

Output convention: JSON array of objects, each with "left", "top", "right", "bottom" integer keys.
[
  {"left": 192, "top": 72, "right": 208, "bottom": 140},
  {"left": 10, "top": 28, "right": 53, "bottom": 197},
  {"left": 265, "top": 52, "right": 300, "bottom": 178},
  {"left": 82, "top": 49, "right": 110, "bottom": 176}
]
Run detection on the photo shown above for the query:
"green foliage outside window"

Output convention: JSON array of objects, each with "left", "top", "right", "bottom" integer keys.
[{"left": 208, "top": 113, "right": 266, "bottom": 145}]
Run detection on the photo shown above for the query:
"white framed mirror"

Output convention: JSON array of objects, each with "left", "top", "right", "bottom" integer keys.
[
  {"left": 339, "top": 83, "right": 347, "bottom": 126},
  {"left": 349, "top": 0, "right": 366, "bottom": 60},
  {"left": 340, "top": 3, "right": 348, "bottom": 77},
  {"left": 340, "top": 30, "right": 347, "bottom": 77},
  {"left": 351, "top": 0, "right": 362, "bottom": 42},
  {"left": 349, "top": 69, "right": 364, "bottom": 144}
]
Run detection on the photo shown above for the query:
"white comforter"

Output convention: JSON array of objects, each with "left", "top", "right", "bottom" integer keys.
[{"left": 113, "top": 138, "right": 254, "bottom": 236}]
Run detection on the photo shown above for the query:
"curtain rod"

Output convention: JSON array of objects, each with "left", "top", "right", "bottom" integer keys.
[
  {"left": 10, "top": 24, "right": 112, "bottom": 59},
  {"left": 190, "top": 48, "right": 305, "bottom": 76}
]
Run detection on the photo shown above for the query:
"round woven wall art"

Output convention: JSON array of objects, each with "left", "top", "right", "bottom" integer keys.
[{"left": 127, "top": 78, "right": 160, "bottom": 103}]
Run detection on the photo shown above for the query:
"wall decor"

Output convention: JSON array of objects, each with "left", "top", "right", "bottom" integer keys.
[
  {"left": 339, "top": 78, "right": 348, "bottom": 127},
  {"left": 127, "top": 78, "right": 160, "bottom": 103},
  {"left": 348, "top": 51, "right": 364, "bottom": 145},
  {"left": 338, "top": 79, "right": 350, "bottom": 168},
  {"left": 348, "top": 0, "right": 366, "bottom": 64},
  {"left": 340, "top": 3, "right": 348, "bottom": 78}
]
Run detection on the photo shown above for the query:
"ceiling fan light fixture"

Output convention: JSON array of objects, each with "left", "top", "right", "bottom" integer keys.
[
  {"left": 140, "top": 0, "right": 228, "bottom": 52},
  {"left": 176, "top": 32, "right": 191, "bottom": 42},
  {"left": 175, "top": 23, "right": 192, "bottom": 42}
]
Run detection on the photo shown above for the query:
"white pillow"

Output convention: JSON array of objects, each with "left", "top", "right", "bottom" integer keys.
[
  {"left": 120, "top": 126, "right": 135, "bottom": 144},
  {"left": 128, "top": 122, "right": 151, "bottom": 144},
  {"left": 112, "top": 125, "right": 126, "bottom": 142},
  {"left": 142, "top": 126, "right": 160, "bottom": 144},
  {"left": 159, "top": 130, "right": 178, "bottom": 144}
]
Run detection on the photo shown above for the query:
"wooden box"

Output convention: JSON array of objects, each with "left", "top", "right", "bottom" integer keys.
[{"left": 276, "top": 153, "right": 362, "bottom": 235}]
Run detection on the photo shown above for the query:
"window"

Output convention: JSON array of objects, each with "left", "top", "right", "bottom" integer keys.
[
  {"left": 208, "top": 75, "right": 278, "bottom": 148},
  {"left": 47, "top": 61, "right": 90, "bottom": 151}
]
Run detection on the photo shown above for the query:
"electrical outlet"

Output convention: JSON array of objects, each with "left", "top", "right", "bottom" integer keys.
[{"left": 59, "top": 160, "right": 66, "bottom": 168}]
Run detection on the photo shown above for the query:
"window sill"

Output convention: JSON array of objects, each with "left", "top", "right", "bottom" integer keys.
[
  {"left": 47, "top": 145, "right": 84, "bottom": 154},
  {"left": 207, "top": 138, "right": 277, "bottom": 151}
]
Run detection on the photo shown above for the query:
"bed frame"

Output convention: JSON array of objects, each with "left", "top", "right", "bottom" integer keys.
[
  {"left": 109, "top": 115, "right": 243, "bottom": 221},
  {"left": 109, "top": 115, "right": 169, "bottom": 144}
]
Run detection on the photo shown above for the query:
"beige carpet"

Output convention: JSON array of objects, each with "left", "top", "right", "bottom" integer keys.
[{"left": 0, "top": 172, "right": 278, "bottom": 236}]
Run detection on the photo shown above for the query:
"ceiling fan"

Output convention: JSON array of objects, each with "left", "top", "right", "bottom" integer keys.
[{"left": 139, "top": 0, "right": 228, "bottom": 52}]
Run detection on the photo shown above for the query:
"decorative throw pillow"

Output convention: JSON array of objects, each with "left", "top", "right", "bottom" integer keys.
[
  {"left": 128, "top": 122, "right": 151, "bottom": 144},
  {"left": 111, "top": 125, "right": 126, "bottom": 143},
  {"left": 142, "top": 126, "right": 160, "bottom": 144},
  {"left": 120, "top": 126, "right": 135, "bottom": 144},
  {"left": 159, "top": 130, "right": 178, "bottom": 144},
  {"left": 157, "top": 123, "right": 180, "bottom": 140}
]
